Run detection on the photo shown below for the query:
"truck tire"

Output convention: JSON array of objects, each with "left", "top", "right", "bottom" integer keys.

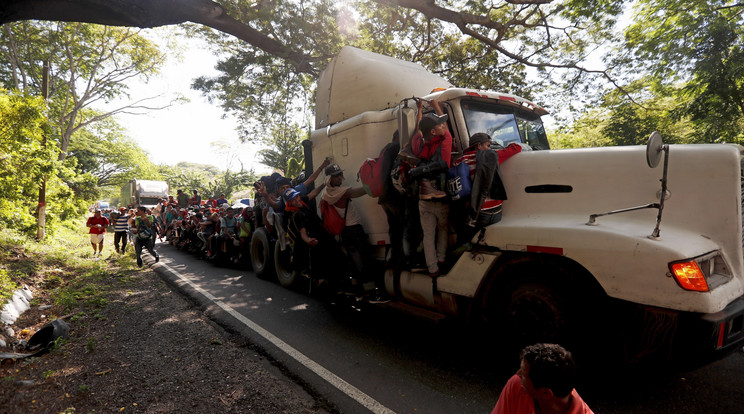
[
  {"left": 250, "top": 227, "right": 273, "bottom": 279},
  {"left": 479, "top": 267, "right": 578, "bottom": 354},
  {"left": 274, "top": 242, "right": 301, "bottom": 288}
]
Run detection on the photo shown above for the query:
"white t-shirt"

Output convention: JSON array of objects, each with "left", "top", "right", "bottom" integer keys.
[{"left": 334, "top": 200, "right": 362, "bottom": 227}]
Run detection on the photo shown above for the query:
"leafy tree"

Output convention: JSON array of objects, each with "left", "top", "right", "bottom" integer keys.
[
  {"left": 0, "top": 21, "right": 167, "bottom": 160},
  {"left": 66, "top": 117, "right": 161, "bottom": 189},
  {"left": 619, "top": 0, "right": 744, "bottom": 143},
  {"left": 256, "top": 123, "right": 306, "bottom": 173},
  {"left": 161, "top": 162, "right": 258, "bottom": 200},
  {"left": 0, "top": 89, "right": 84, "bottom": 235}
]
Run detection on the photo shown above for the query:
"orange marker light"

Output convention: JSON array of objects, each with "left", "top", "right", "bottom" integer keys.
[{"left": 670, "top": 261, "right": 709, "bottom": 292}]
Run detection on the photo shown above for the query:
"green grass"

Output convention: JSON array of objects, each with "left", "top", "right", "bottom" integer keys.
[{"left": 0, "top": 218, "right": 139, "bottom": 316}]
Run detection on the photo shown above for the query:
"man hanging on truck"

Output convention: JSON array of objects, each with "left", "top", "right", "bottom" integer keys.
[
  {"left": 452, "top": 132, "right": 523, "bottom": 252},
  {"left": 260, "top": 158, "right": 331, "bottom": 213},
  {"left": 410, "top": 99, "right": 452, "bottom": 278},
  {"left": 283, "top": 188, "right": 344, "bottom": 290},
  {"left": 320, "top": 163, "right": 375, "bottom": 293}
]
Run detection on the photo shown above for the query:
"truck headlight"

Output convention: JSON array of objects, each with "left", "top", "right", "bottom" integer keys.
[{"left": 669, "top": 252, "right": 731, "bottom": 292}]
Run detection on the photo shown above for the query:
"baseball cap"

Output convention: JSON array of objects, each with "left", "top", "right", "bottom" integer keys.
[
  {"left": 324, "top": 163, "right": 344, "bottom": 177},
  {"left": 283, "top": 188, "right": 300, "bottom": 202},
  {"left": 419, "top": 113, "right": 449, "bottom": 135},
  {"left": 468, "top": 132, "right": 491, "bottom": 148}
]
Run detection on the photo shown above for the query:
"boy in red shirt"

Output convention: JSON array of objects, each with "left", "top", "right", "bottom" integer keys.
[
  {"left": 492, "top": 343, "right": 593, "bottom": 414},
  {"left": 86, "top": 209, "right": 110, "bottom": 257}
]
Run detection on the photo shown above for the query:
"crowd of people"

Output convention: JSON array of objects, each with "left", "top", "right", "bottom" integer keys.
[{"left": 86, "top": 190, "right": 252, "bottom": 268}]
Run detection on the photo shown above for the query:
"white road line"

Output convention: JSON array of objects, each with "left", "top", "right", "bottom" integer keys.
[{"left": 153, "top": 261, "right": 396, "bottom": 414}]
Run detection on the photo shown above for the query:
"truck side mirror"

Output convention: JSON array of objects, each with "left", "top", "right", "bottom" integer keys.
[{"left": 646, "top": 131, "right": 664, "bottom": 168}]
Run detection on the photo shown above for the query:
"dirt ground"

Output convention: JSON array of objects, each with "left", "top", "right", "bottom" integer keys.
[{"left": 0, "top": 262, "right": 332, "bottom": 414}]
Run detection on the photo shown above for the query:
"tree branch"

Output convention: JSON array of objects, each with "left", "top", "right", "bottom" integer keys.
[{"left": 0, "top": 0, "right": 316, "bottom": 74}]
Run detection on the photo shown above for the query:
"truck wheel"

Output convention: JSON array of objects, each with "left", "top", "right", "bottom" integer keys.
[
  {"left": 500, "top": 281, "right": 569, "bottom": 347},
  {"left": 250, "top": 228, "right": 273, "bottom": 279},
  {"left": 480, "top": 273, "right": 576, "bottom": 353},
  {"left": 274, "top": 242, "right": 301, "bottom": 288}
]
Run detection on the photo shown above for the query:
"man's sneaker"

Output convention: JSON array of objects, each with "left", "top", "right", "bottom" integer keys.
[
  {"left": 136, "top": 257, "right": 143, "bottom": 267},
  {"left": 419, "top": 180, "right": 446, "bottom": 200}
]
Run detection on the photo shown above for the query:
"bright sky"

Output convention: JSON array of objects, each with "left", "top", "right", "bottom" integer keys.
[{"left": 107, "top": 28, "right": 269, "bottom": 174}]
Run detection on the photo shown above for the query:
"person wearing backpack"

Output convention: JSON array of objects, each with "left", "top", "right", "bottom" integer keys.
[
  {"left": 319, "top": 163, "right": 375, "bottom": 295},
  {"left": 132, "top": 206, "right": 160, "bottom": 267},
  {"left": 410, "top": 99, "right": 453, "bottom": 278},
  {"left": 377, "top": 130, "right": 406, "bottom": 269},
  {"left": 283, "top": 188, "right": 344, "bottom": 290}
]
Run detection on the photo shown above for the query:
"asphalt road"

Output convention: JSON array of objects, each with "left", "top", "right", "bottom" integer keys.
[{"left": 150, "top": 243, "right": 744, "bottom": 414}]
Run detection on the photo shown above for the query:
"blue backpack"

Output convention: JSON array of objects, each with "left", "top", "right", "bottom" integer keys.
[{"left": 446, "top": 162, "right": 472, "bottom": 200}]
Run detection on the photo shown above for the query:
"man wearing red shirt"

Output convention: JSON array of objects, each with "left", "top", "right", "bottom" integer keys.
[
  {"left": 86, "top": 209, "right": 110, "bottom": 257},
  {"left": 492, "top": 343, "right": 593, "bottom": 414},
  {"left": 411, "top": 99, "right": 452, "bottom": 277}
]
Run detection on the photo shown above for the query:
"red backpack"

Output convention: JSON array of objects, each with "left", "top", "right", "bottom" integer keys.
[
  {"left": 358, "top": 145, "right": 391, "bottom": 198},
  {"left": 320, "top": 200, "right": 347, "bottom": 236}
]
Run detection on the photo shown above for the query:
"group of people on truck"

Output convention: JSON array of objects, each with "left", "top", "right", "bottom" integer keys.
[
  {"left": 376, "top": 98, "right": 528, "bottom": 277},
  {"left": 246, "top": 97, "right": 529, "bottom": 300}
]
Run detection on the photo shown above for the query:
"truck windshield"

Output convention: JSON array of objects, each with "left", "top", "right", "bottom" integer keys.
[
  {"left": 140, "top": 197, "right": 160, "bottom": 207},
  {"left": 461, "top": 101, "right": 550, "bottom": 150}
]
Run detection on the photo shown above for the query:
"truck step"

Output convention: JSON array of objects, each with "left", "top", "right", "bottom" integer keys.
[{"left": 375, "top": 300, "right": 448, "bottom": 323}]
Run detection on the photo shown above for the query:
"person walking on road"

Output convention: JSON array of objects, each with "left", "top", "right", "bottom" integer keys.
[
  {"left": 132, "top": 206, "right": 160, "bottom": 267},
  {"left": 86, "top": 208, "right": 109, "bottom": 257},
  {"left": 113, "top": 207, "right": 130, "bottom": 254}
]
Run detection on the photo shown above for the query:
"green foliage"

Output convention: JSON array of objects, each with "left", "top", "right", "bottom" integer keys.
[
  {"left": 0, "top": 268, "right": 17, "bottom": 304},
  {"left": 620, "top": 0, "right": 744, "bottom": 143},
  {"left": 0, "top": 90, "right": 57, "bottom": 235},
  {"left": 285, "top": 157, "right": 304, "bottom": 179},
  {"left": 66, "top": 117, "right": 161, "bottom": 189},
  {"left": 257, "top": 123, "right": 306, "bottom": 173},
  {"left": 161, "top": 162, "right": 258, "bottom": 199}
]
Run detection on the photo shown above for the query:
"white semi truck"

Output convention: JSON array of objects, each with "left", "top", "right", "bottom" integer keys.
[
  {"left": 251, "top": 46, "right": 744, "bottom": 364},
  {"left": 121, "top": 179, "right": 169, "bottom": 209}
]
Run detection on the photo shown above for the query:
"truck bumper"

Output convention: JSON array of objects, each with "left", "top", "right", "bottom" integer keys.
[
  {"left": 694, "top": 295, "right": 744, "bottom": 354},
  {"left": 615, "top": 295, "right": 744, "bottom": 365}
]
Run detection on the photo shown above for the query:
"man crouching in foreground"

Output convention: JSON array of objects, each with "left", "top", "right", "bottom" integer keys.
[{"left": 492, "top": 343, "right": 593, "bottom": 414}]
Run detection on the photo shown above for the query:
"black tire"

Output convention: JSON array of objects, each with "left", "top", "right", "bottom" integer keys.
[
  {"left": 479, "top": 267, "right": 578, "bottom": 354},
  {"left": 274, "top": 241, "right": 302, "bottom": 288},
  {"left": 250, "top": 227, "right": 273, "bottom": 278}
]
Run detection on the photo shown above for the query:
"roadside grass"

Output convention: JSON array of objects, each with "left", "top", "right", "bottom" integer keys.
[{"left": 0, "top": 220, "right": 140, "bottom": 321}]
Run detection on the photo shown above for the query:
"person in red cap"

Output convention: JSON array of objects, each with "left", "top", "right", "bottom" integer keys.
[{"left": 86, "top": 209, "right": 109, "bottom": 257}]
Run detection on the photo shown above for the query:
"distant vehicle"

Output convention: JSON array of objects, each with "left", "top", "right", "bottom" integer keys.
[
  {"left": 121, "top": 179, "right": 169, "bottom": 208},
  {"left": 95, "top": 201, "right": 109, "bottom": 210}
]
